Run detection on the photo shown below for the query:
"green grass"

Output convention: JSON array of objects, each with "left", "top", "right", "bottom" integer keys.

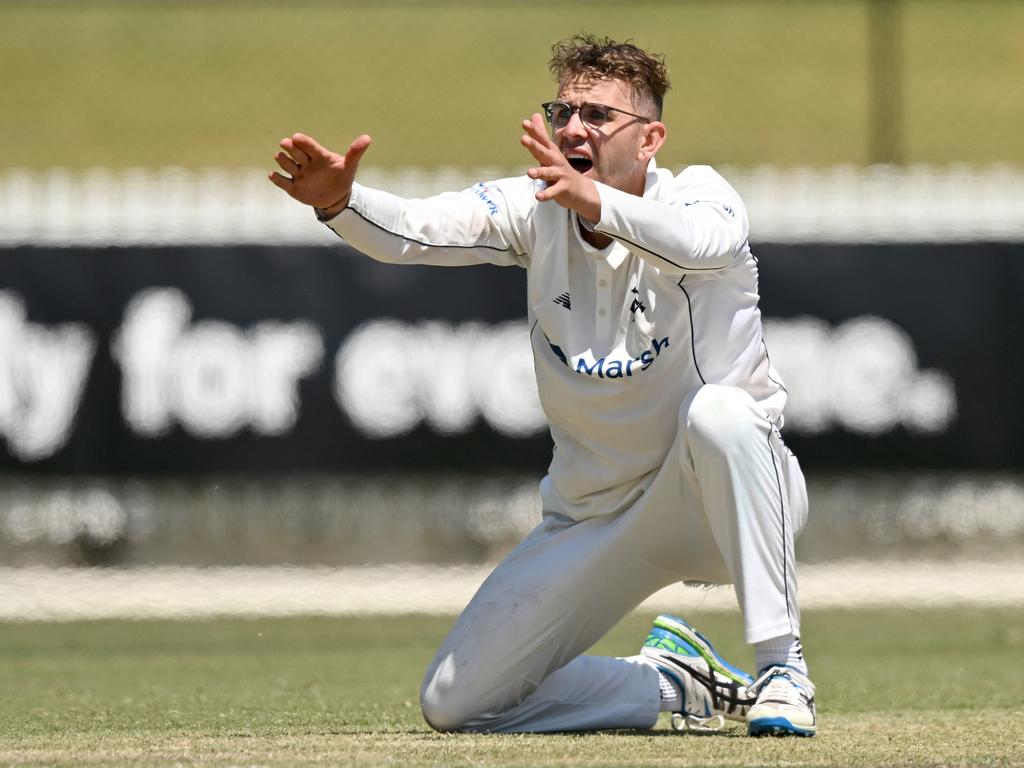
[
  {"left": 1, "top": 608, "right": 1023, "bottom": 766},
  {"left": 4, "top": 0, "right": 1023, "bottom": 170}
]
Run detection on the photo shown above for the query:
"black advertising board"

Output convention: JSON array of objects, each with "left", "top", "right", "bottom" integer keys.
[
  {"left": 1, "top": 242, "right": 1021, "bottom": 474},
  {"left": 756, "top": 243, "right": 1023, "bottom": 469}
]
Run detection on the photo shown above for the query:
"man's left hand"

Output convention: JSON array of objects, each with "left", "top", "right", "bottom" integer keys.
[{"left": 521, "top": 114, "right": 601, "bottom": 223}]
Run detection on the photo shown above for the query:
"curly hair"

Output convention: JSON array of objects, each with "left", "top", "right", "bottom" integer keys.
[{"left": 548, "top": 34, "right": 671, "bottom": 118}]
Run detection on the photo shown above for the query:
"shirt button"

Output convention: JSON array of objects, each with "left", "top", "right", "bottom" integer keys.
[
  {"left": 598, "top": 308, "right": 607, "bottom": 316},
  {"left": 598, "top": 279, "right": 608, "bottom": 287}
]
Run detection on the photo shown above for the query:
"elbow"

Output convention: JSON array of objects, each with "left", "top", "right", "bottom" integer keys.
[{"left": 692, "top": 229, "right": 746, "bottom": 268}]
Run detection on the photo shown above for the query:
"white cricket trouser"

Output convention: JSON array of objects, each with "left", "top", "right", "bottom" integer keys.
[{"left": 420, "top": 384, "right": 809, "bottom": 733}]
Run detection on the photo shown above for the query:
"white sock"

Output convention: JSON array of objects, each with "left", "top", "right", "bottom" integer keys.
[
  {"left": 754, "top": 633, "right": 808, "bottom": 676},
  {"left": 658, "top": 670, "right": 681, "bottom": 712}
]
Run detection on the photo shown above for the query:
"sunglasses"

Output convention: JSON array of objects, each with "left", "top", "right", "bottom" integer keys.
[{"left": 541, "top": 101, "right": 652, "bottom": 130}]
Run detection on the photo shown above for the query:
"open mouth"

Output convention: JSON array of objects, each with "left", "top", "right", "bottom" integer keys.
[{"left": 567, "top": 156, "right": 594, "bottom": 174}]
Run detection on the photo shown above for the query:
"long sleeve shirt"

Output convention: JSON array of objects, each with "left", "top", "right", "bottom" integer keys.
[{"left": 325, "top": 161, "right": 787, "bottom": 521}]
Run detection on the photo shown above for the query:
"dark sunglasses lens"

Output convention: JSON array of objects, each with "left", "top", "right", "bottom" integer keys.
[
  {"left": 580, "top": 105, "right": 609, "bottom": 126},
  {"left": 548, "top": 104, "right": 572, "bottom": 127}
]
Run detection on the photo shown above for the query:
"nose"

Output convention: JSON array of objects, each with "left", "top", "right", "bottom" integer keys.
[{"left": 562, "top": 110, "right": 589, "bottom": 140}]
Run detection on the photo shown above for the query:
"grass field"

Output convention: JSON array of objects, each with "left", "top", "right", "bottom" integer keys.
[
  {"left": 2, "top": 607, "right": 1022, "bottom": 767},
  {"left": 4, "top": 0, "right": 1024, "bottom": 170}
]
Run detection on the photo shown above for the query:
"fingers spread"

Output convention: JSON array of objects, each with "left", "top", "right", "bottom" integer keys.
[
  {"left": 521, "top": 119, "right": 572, "bottom": 171},
  {"left": 288, "top": 134, "right": 324, "bottom": 163},
  {"left": 344, "top": 134, "right": 373, "bottom": 167},
  {"left": 521, "top": 115, "right": 554, "bottom": 150},
  {"left": 520, "top": 113, "right": 562, "bottom": 164},
  {"left": 520, "top": 133, "right": 542, "bottom": 158},
  {"left": 268, "top": 171, "right": 293, "bottom": 190},
  {"left": 349, "top": 134, "right": 373, "bottom": 153},
  {"left": 535, "top": 179, "right": 567, "bottom": 202},
  {"left": 275, "top": 152, "right": 300, "bottom": 176},
  {"left": 280, "top": 137, "right": 311, "bottom": 166},
  {"left": 527, "top": 166, "right": 563, "bottom": 182},
  {"left": 528, "top": 167, "right": 571, "bottom": 202},
  {"left": 521, "top": 133, "right": 559, "bottom": 167},
  {"left": 529, "top": 113, "right": 552, "bottom": 142}
]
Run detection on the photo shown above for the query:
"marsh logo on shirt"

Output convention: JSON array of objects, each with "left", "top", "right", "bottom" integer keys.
[{"left": 546, "top": 334, "right": 670, "bottom": 379}]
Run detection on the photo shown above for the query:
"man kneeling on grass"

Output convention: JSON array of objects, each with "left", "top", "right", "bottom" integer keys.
[{"left": 270, "top": 34, "right": 816, "bottom": 737}]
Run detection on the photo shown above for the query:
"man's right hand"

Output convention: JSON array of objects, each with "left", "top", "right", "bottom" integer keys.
[{"left": 269, "top": 133, "right": 372, "bottom": 218}]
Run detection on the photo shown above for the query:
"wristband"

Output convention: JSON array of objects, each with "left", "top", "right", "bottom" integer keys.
[{"left": 314, "top": 195, "right": 349, "bottom": 222}]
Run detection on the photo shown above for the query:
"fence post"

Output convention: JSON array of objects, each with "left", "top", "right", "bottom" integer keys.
[{"left": 868, "top": 0, "right": 904, "bottom": 164}]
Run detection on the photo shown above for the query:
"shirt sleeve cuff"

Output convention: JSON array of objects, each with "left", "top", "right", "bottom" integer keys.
[{"left": 589, "top": 181, "right": 633, "bottom": 236}]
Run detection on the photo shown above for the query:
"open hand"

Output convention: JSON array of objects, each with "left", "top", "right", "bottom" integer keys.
[
  {"left": 269, "top": 133, "right": 372, "bottom": 216},
  {"left": 520, "top": 114, "right": 601, "bottom": 223}
]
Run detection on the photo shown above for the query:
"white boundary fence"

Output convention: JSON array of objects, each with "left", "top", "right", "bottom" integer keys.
[
  {"left": 2, "top": 165, "right": 1023, "bottom": 246},
  {"left": 2, "top": 559, "right": 1022, "bottom": 621}
]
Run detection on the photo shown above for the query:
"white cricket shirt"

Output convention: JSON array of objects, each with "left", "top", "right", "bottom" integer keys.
[{"left": 326, "top": 162, "right": 787, "bottom": 520}]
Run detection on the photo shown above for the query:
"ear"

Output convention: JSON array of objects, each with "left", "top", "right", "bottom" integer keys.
[{"left": 637, "top": 121, "right": 667, "bottom": 163}]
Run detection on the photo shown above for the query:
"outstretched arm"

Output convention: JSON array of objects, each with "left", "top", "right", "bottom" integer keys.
[
  {"left": 268, "top": 133, "right": 372, "bottom": 220},
  {"left": 269, "top": 132, "right": 530, "bottom": 268},
  {"left": 522, "top": 112, "right": 747, "bottom": 275}
]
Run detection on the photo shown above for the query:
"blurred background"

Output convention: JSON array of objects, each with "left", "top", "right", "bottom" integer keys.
[{"left": 1, "top": 0, "right": 1023, "bottom": 618}]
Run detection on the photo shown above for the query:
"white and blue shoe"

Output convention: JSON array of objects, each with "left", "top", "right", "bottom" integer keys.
[
  {"left": 641, "top": 614, "right": 755, "bottom": 728},
  {"left": 746, "top": 665, "right": 817, "bottom": 737}
]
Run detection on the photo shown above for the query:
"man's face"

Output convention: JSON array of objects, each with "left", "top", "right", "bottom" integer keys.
[{"left": 552, "top": 78, "right": 655, "bottom": 195}]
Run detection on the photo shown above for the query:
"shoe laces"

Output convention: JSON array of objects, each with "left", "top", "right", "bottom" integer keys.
[
  {"left": 670, "top": 713, "right": 726, "bottom": 733},
  {"left": 749, "top": 666, "right": 815, "bottom": 707}
]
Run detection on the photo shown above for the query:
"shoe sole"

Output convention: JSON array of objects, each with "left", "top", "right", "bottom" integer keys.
[
  {"left": 653, "top": 614, "right": 753, "bottom": 687},
  {"left": 748, "top": 715, "right": 817, "bottom": 737}
]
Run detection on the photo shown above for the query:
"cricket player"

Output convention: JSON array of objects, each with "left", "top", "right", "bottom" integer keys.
[{"left": 270, "top": 35, "right": 816, "bottom": 737}]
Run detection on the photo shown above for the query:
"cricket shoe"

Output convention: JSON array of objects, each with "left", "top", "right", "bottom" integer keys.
[
  {"left": 746, "top": 665, "right": 817, "bottom": 737},
  {"left": 640, "top": 614, "right": 755, "bottom": 730}
]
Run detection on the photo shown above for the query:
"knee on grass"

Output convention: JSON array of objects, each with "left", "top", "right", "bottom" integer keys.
[{"left": 420, "top": 659, "right": 492, "bottom": 733}]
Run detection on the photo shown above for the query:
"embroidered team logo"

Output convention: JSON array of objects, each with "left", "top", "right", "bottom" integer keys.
[
  {"left": 553, "top": 292, "right": 572, "bottom": 310},
  {"left": 629, "top": 288, "right": 647, "bottom": 321}
]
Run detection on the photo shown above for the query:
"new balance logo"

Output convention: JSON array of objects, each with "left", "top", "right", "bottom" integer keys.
[{"left": 553, "top": 292, "right": 571, "bottom": 310}]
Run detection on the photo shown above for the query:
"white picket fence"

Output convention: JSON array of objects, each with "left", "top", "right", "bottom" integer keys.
[
  {"left": 2, "top": 559, "right": 1021, "bottom": 621},
  {"left": 2, "top": 165, "right": 1023, "bottom": 246}
]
